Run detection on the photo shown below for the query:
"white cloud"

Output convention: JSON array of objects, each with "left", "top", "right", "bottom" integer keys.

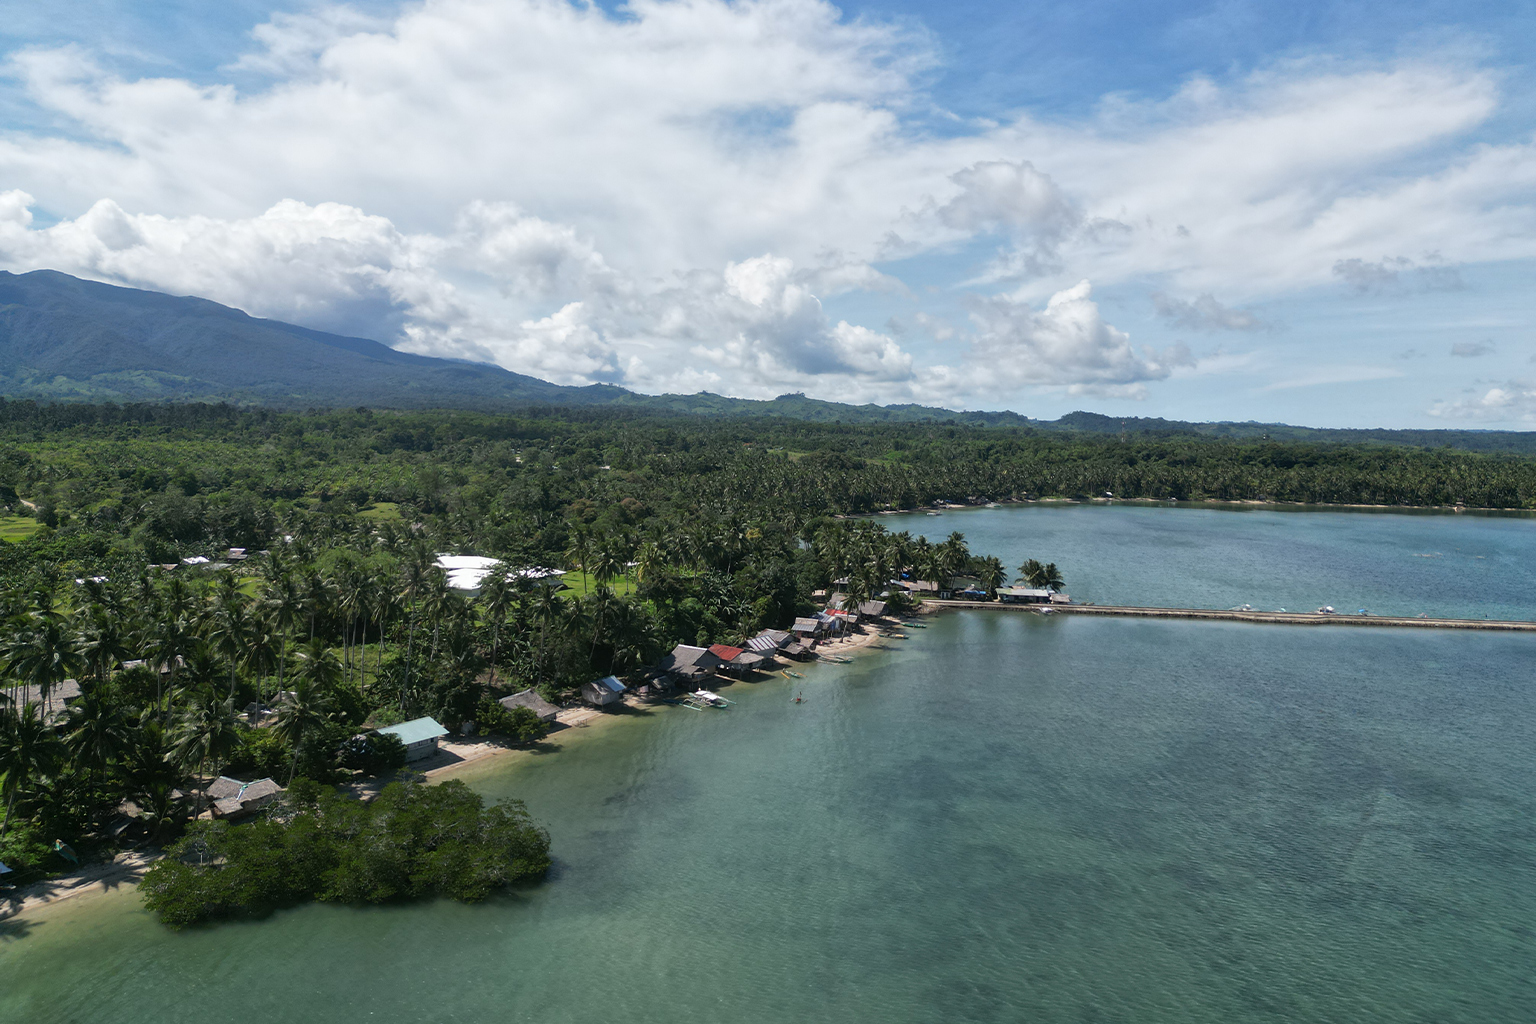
[
  {"left": 912, "top": 280, "right": 1187, "bottom": 403},
  {"left": 0, "top": 0, "right": 1532, "bottom": 408},
  {"left": 1430, "top": 384, "right": 1536, "bottom": 421}
]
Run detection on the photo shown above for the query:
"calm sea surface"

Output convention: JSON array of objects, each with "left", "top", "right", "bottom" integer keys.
[
  {"left": 2, "top": 507, "right": 1534, "bottom": 1023},
  {"left": 886, "top": 502, "right": 1536, "bottom": 620}
]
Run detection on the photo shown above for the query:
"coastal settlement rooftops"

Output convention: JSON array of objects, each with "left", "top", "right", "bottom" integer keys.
[
  {"left": 710, "top": 644, "right": 764, "bottom": 677},
  {"left": 378, "top": 716, "right": 449, "bottom": 761},
  {"left": 747, "top": 629, "right": 792, "bottom": 652},
  {"left": 499, "top": 689, "right": 559, "bottom": 722},
  {"left": 658, "top": 645, "right": 724, "bottom": 681},
  {"left": 0, "top": 678, "right": 83, "bottom": 720},
  {"left": 207, "top": 776, "right": 283, "bottom": 819}
]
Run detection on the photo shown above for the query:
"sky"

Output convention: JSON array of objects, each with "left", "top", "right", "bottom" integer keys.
[{"left": 0, "top": 1, "right": 1534, "bottom": 427}]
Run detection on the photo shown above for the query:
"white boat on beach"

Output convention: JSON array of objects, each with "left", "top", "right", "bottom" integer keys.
[{"left": 692, "top": 689, "right": 731, "bottom": 707}]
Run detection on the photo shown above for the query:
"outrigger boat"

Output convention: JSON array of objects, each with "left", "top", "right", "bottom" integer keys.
[
  {"left": 782, "top": 669, "right": 804, "bottom": 679},
  {"left": 900, "top": 621, "right": 927, "bottom": 628},
  {"left": 692, "top": 689, "right": 733, "bottom": 707}
]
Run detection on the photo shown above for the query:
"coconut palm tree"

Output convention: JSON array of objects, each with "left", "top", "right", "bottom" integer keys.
[
  {"left": 1040, "top": 563, "right": 1065, "bottom": 593},
  {"left": 263, "top": 569, "right": 306, "bottom": 699},
  {"left": 977, "top": 556, "right": 1006, "bottom": 599},
  {"left": 64, "top": 685, "right": 131, "bottom": 786},
  {"left": 0, "top": 706, "right": 63, "bottom": 838},
  {"left": 565, "top": 528, "right": 593, "bottom": 593},
  {"left": 206, "top": 579, "right": 253, "bottom": 700},
  {"left": 171, "top": 691, "right": 243, "bottom": 815},
  {"left": 77, "top": 604, "right": 130, "bottom": 686},
  {"left": 273, "top": 650, "right": 338, "bottom": 785},
  {"left": 478, "top": 570, "right": 516, "bottom": 689},
  {"left": 3, "top": 603, "right": 83, "bottom": 703}
]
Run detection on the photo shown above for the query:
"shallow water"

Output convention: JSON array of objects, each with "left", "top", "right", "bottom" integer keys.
[
  {"left": 887, "top": 503, "right": 1536, "bottom": 619},
  {"left": 3, "top": 608, "right": 1534, "bottom": 1022}
]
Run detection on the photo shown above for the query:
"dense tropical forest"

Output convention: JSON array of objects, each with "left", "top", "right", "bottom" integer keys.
[{"left": 2, "top": 398, "right": 1536, "bottom": 888}]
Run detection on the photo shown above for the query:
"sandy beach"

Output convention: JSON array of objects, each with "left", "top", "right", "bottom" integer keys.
[{"left": 1, "top": 851, "right": 155, "bottom": 924}]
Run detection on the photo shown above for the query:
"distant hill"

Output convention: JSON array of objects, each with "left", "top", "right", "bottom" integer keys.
[
  {"left": 2, "top": 269, "right": 1534, "bottom": 452},
  {"left": 1045, "top": 412, "right": 1536, "bottom": 455},
  {"left": 0, "top": 270, "right": 630, "bottom": 410}
]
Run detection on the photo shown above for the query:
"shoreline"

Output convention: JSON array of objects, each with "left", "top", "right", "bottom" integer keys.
[{"left": 0, "top": 617, "right": 918, "bottom": 923}]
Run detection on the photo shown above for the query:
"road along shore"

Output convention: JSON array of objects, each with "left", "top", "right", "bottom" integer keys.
[{"left": 925, "top": 599, "right": 1536, "bottom": 631}]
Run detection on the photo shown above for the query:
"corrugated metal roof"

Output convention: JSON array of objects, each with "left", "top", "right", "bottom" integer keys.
[
  {"left": 379, "top": 717, "right": 449, "bottom": 745},
  {"left": 708, "top": 644, "right": 744, "bottom": 661},
  {"left": 592, "top": 675, "right": 627, "bottom": 693}
]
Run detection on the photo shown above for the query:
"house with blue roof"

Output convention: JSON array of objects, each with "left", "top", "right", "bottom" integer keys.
[{"left": 378, "top": 716, "right": 450, "bottom": 761}]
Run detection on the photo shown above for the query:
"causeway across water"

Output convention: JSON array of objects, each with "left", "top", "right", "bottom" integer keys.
[{"left": 925, "top": 600, "right": 1536, "bottom": 631}]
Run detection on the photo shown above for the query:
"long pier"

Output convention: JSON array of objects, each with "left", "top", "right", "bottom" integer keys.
[{"left": 923, "top": 600, "right": 1536, "bottom": 632}]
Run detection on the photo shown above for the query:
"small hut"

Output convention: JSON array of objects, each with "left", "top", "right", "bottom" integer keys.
[
  {"left": 499, "top": 689, "right": 560, "bottom": 723},
  {"left": 791, "top": 616, "right": 824, "bottom": 639},
  {"left": 581, "top": 675, "right": 628, "bottom": 707}
]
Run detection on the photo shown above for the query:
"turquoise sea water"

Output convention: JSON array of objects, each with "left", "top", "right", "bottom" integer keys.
[
  {"left": 887, "top": 503, "right": 1536, "bottom": 619},
  {"left": 2, "top": 508, "right": 1535, "bottom": 1022}
]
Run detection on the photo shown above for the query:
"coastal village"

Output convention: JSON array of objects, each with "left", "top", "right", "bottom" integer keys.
[{"left": 0, "top": 530, "right": 1073, "bottom": 910}]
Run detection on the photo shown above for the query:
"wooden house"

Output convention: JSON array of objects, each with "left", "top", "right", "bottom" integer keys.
[
  {"left": 709, "top": 644, "right": 765, "bottom": 678},
  {"left": 499, "top": 689, "right": 560, "bottom": 722},
  {"left": 656, "top": 645, "right": 723, "bottom": 684},
  {"left": 580, "top": 675, "right": 628, "bottom": 707}
]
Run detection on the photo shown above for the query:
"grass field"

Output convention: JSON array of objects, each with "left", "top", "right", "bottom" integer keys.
[
  {"left": 359, "top": 502, "right": 403, "bottom": 523},
  {"left": 0, "top": 515, "right": 41, "bottom": 542},
  {"left": 556, "top": 570, "right": 637, "bottom": 599}
]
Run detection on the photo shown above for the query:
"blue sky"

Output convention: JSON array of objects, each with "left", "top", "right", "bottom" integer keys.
[{"left": 1, "top": 0, "right": 1534, "bottom": 427}]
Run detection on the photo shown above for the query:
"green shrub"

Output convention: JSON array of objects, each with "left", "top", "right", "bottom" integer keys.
[
  {"left": 474, "top": 699, "right": 550, "bottom": 745},
  {"left": 139, "top": 779, "right": 551, "bottom": 928},
  {"left": 337, "top": 731, "right": 407, "bottom": 777}
]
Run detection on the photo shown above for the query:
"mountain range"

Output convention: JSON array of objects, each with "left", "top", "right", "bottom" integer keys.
[{"left": 2, "top": 268, "right": 1533, "bottom": 452}]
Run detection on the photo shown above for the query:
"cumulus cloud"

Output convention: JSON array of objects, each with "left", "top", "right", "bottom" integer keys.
[
  {"left": 1151, "top": 292, "right": 1268, "bottom": 331},
  {"left": 0, "top": 0, "right": 1533, "bottom": 406},
  {"left": 1431, "top": 383, "right": 1536, "bottom": 421},
  {"left": 914, "top": 280, "right": 1188, "bottom": 401}
]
